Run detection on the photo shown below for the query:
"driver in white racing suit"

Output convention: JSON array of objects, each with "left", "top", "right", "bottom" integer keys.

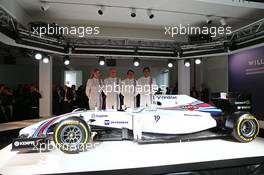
[
  {"left": 104, "top": 68, "right": 121, "bottom": 110},
  {"left": 121, "top": 69, "right": 137, "bottom": 109},
  {"left": 137, "top": 67, "right": 157, "bottom": 107}
]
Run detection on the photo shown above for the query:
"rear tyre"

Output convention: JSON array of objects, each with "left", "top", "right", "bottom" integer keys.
[
  {"left": 231, "top": 114, "right": 259, "bottom": 143},
  {"left": 53, "top": 117, "right": 90, "bottom": 154}
]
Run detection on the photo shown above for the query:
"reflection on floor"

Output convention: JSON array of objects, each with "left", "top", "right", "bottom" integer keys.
[{"left": 1, "top": 138, "right": 264, "bottom": 174}]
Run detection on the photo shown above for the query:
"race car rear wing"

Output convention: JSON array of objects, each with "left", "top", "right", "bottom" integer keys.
[{"left": 211, "top": 98, "right": 236, "bottom": 115}]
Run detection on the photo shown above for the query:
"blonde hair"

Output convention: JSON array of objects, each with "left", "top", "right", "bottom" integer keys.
[{"left": 90, "top": 68, "right": 100, "bottom": 79}]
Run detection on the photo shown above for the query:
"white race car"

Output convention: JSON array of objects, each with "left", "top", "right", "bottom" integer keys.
[{"left": 12, "top": 95, "right": 259, "bottom": 154}]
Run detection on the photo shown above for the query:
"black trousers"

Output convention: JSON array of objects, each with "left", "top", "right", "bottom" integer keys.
[{"left": 61, "top": 101, "right": 72, "bottom": 114}]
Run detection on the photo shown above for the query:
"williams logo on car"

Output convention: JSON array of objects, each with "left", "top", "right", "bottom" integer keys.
[{"left": 104, "top": 120, "right": 110, "bottom": 125}]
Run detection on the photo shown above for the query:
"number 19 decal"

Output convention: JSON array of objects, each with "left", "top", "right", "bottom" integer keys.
[{"left": 154, "top": 115, "right": 160, "bottom": 122}]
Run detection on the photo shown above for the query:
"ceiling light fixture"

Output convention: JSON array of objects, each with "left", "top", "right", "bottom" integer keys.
[
  {"left": 131, "top": 8, "right": 136, "bottom": 18},
  {"left": 34, "top": 53, "right": 42, "bottom": 60},
  {"left": 98, "top": 5, "right": 105, "bottom": 15},
  {"left": 133, "top": 57, "right": 140, "bottom": 67},
  {"left": 147, "top": 9, "right": 154, "bottom": 19},
  {"left": 64, "top": 56, "right": 70, "bottom": 65},
  {"left": 168, "top": 59, "right": 174, "bottom": 68},
  {"left": 40, "top": 1, "right": 50, "bottom": 12},
  {"left": 42, "top": 55, "right": 50, "bottom": 64},
  {"left": 195, "top": 58, "right": 202, "bottom": 65},
  {"left": 184, "top": 60, "right": 191, "bottom": 67},
  {"left": 99, "top": 56, "right": 105, "bottom": 66},
  {"left": 205, "top": 16, "right": 212, "bottom": 24}
]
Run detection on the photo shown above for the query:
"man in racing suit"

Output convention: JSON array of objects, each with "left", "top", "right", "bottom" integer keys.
[
  {"left": 121, "top": 70, "right": 137, "bottom": 109},
  {"left": 137, "top": 67, "right": 157, "bottom": 107},
  {"left": 104, "top": 68, "right": 121, "bottom": 110}
]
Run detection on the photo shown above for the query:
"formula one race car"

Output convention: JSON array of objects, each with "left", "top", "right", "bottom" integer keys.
[{"left": 12, "top": 95, "right": 259, "bottom": 154}]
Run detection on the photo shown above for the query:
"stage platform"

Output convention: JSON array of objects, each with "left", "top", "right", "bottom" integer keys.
[{"left": 0, "top": 137, "right": 264, "bottom": 175}]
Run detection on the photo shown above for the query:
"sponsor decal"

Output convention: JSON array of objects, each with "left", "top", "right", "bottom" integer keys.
[
  {"left": 104, "top": 120, "right": 110, "bottom": 125},
  {"left": 14, "top": 141, "right": 19, "bottom": 147},
  {"left": 237, "top": 106, "right": 251, "bottom": 110},
  {"left": 184, "top": 114, "right": 201, "bottom": 117},
  {"left": 235, "top": 100, "right": 251, "bottom": 105},
  {"left": 14, "top": 141, "right": 35, "bottom": 146},
  {"left": 145, "top": 109, "right": 157, "bottom": 112},
  {"left": 104, "top": 120, "right": 129, "bottom": 125},
  {"left": 110, "top": 121, "right": 129, "bottom": 124},
  {"left": 181, "top": 105, "right": 199, "bottom": 111},
  {"left": 155, "top": 95, "right": 177, "bottom": 100},
  {"left": 92, "top": 114, "right": 108, "bottom": 118},
  {"left": 62, "top": 121, "right": 80, "bottom": 125}
]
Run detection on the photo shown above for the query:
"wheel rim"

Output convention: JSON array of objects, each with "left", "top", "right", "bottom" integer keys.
[
  {"left": 60, "top": 125, "right": 83, "bottom": 147},
  {"left": 240, "top": 120, "right": 256, "bottom": 138}
]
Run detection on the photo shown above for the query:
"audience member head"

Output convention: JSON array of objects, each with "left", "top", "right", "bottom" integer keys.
[
  {"left": 63, "top": 85, "right": 68, "bottom": 90},
  {"left": 71, "top": 85, "right": 76, "bottom": 90}
]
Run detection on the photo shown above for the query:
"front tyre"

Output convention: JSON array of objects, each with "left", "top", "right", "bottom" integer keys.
[
  {"left": 232, "top": 114, "right": 259, "bottom": 143},
  {"left": 54, "top": 117, "right": 90, "bottom": 154}
]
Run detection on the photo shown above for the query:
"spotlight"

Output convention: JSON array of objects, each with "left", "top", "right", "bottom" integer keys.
[
  {"left": 168, "top": 60, "right": 174, "bottom": 68},
  {"left": 220, "top": 18, "right": 227, "bottom": 26},
  {"left": 205, "top": 16, "right": 212, "bottom": 24},
  {"left": 34, "top": 53, "right": 42, "bottom": 60},
  {"left": 147, "top": 9, "right": 154, "bottom": 19},
  {"left": 133, "top": 58, "right": 140, "bottom": 67},
  {"left": 99, "top": 56, "right": 105, "bottom": 66},
  {"left": 131, "top": 8, "right": 136, "bottom": 18},
  {"left": 42, "top": 55, "right": 50, "bottom": 64},
  {"left": 98, "top": 5, "right": 105, "bottom": 15},
  {"left": 40, "top": 2, "right": 50, "bottom": 12},
  {"left": 64, "top": 56, "right": 70, "bottom": 65},
  {"left": 195, "top": 58, "right": 202, "bottom": 65},
  {"left": 184, "top": 60, "right": 190, "bottom": 67}
]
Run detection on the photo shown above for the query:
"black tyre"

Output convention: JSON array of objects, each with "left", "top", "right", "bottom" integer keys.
[
  {"left": 231, "top": 114, "right": 259, "bottom": 143},
  {"left": 53, "top": 117, "right": 90, "bottom": 154}
]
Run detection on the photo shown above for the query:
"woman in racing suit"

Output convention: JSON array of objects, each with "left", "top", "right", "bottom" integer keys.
[{"left": 85, "top": 68, "right": 104, "bottom": 110}]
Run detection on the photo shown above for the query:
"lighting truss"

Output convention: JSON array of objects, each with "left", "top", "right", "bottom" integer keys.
[{"left": 0, "top": 6, "right": 263, "bottom": 59}]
